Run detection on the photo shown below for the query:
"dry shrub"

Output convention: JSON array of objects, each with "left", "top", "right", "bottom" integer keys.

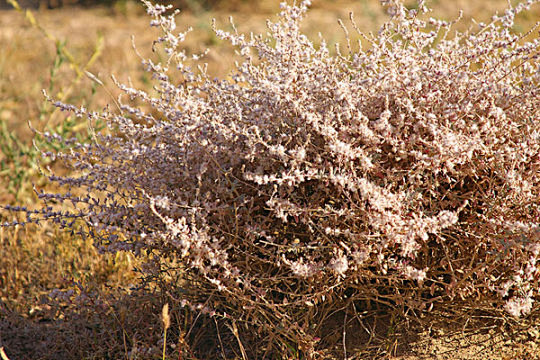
[{"left": 3, "top": 0, "right": 540, "bottom": 357}]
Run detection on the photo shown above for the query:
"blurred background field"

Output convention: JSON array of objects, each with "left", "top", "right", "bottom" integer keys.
[{"left": 0, "top": 0, "right": 539, "bottom": 358}]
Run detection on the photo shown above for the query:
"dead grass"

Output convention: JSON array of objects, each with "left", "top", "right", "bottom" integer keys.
[{"left": 1, "top": 0, "right": 539, "bottom": 359}]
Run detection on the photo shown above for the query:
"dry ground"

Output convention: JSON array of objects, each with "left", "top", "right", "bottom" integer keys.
[{"left": 1, "top": 0, "right": 540, "bottom": 358}]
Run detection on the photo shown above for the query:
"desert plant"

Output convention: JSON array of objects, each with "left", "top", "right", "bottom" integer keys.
[{"left": 3, "top": 0, "right": 540, "bottom": 357}]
